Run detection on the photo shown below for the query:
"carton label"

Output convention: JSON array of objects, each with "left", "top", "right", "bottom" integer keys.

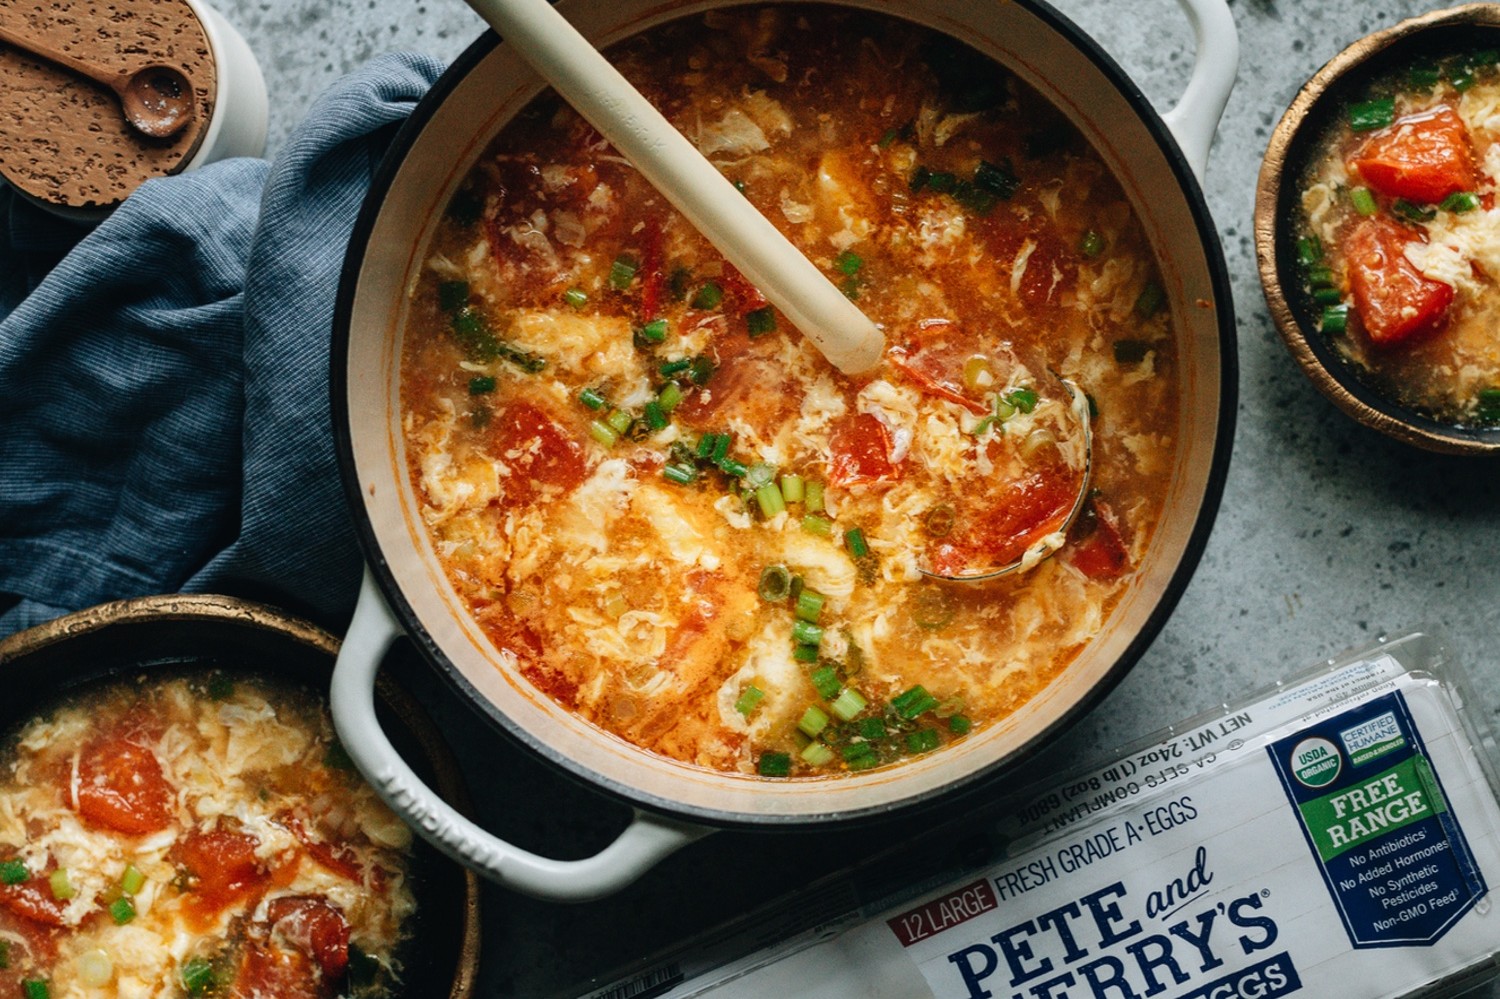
[{"left": 1268, "top": 692, "right": 1486, "bottom": 947}]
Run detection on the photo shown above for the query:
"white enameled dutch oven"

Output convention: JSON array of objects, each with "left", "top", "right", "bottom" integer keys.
[{"left": 330, "top": 0, "right": 1240, "bottom": 901}]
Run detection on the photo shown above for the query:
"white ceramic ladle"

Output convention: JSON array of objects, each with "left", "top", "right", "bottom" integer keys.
[{"left": 463, "top": 0, "right": 885, "bottom": 375}]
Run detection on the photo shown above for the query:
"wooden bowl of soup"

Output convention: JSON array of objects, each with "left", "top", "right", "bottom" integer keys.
[
  {"left": 0, "top": 595, "right": 480, "bottom": 999},
  {"left": 1256, "top": 4, "right": 1500, "bottom": 454},
  {"left": 330, "top": 0, "right": 1239, "bottom": 900}
]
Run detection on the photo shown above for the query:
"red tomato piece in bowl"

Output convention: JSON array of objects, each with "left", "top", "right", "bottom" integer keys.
[
  {"left": 828, "top": 412, "right": 899, "bottom": 486},
  {"left": 73, "top": 735, "right": 175, "bottom": 834},
  {"left": 1349, "top": 105, "right": 1478, "bottom": 204},
  {"left": 1342, "top": 217, "right": 1454, "bottom": 345}
]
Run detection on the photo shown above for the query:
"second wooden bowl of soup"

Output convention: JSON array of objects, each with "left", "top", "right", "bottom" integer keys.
[
  {"left": 331, "top": 0, "right": 1239, "bottom": 900},
  {"left": 0, "top": 595, "right": 480, "bottom": 999},
  {"left": 1257, "top": 3, "right": 1500, "bottom": 454}
]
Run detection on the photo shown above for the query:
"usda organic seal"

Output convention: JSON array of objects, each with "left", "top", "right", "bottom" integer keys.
[{"left": 1291, "top": 736, "right": 1342, "bottom": 788}]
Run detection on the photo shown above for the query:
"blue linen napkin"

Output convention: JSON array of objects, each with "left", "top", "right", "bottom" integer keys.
[{"left": 0, "top": 52, "right": 446, "bottom": 638}]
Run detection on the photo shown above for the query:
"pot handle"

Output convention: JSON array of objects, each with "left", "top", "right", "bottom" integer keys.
[
  {"left": 1160, "top": 0, "right": 1239, "bottom": 183},
  {"left": 331, "top": 569, "right": 709, "bottom": 902}
]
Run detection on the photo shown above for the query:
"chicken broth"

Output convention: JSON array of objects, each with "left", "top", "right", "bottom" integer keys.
[{"left": 402, "top": 6, "right": 1178, "bottom": 778}]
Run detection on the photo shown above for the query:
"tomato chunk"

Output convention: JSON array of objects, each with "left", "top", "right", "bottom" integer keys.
[
  {"left": 177, "top": 826, "right": 267, "bottom": 915},
  {"left": 828, "top": 412, "right": 898, "bottom": 486},
  {"left": 233, "top": 939, "right": 324, "bottom": 999},
  {"left": 1343, "top": 217, "right": 1454, "bottom": 345},
  {"left": 926, "top": 471, "right": 1076, "bottom": 577},
  {"left": 1349, "top": 105, "right": 1478, "bottom": 204},
  {"left": 74, "top": 736, "right": 174, "bottom": 834},
  {"left": 1065, "top": 498, "right": 1129, "bottom": 580},
  {"left": 492, "top": 402, "right": 588, "bottom": 504},
  {"left": 265, "top": 896, "right": 351, "bottom": 982},
  {"left": 887, "top": 324, "right": 991, "bottom": 415},
  {"left": 0, "top": 874, "right": 68, "bottom": 928}
]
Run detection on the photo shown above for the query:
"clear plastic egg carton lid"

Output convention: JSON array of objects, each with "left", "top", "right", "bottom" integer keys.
[{"left": 583, "top": 631, "right": 1500, "bottom": 999}]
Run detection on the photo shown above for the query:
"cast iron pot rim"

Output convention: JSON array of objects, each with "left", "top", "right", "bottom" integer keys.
[
  {"left": 1255, "top": 3, "right": 1500, "bottom": 456},
  {"left": 330, "top": 0, "right": 1239, "bottom": 831}
]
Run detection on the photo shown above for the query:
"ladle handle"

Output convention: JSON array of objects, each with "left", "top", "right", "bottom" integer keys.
[
  {"left": 1160, "top": 0, "right": 1239, "bottom": 184},
  {"left": 0, "top": 22, "right": 128, "bottom": 92},
  {"left": 330, "top": 569, "right": 709, "bottom": 901},
  {"left": 464, "top": 0, "right": 885, "bottom": 375}
]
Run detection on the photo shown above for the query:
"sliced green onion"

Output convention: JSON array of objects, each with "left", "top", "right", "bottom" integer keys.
[
  {"left": 1441, "top": 191, "right": 1481, "bottom": 213},
  {"left": 1079, "top": 230, "right": 1105, "bottom": 258},
  {"left": 793, "top": 643, "right": 821, "bottom": 663},
  {"left": 801, "top": 514, "right": 833, "bottom": 536},
  {"left": 468, "top": 375, "right": 496, "bottom": 395},
  {"left": 562, "top": 286, "right": 589, "bottom": 310},
  {"left": 1312, "top": 287, "right": 1344, "bottom": 306},
  {"left": 795, "top": 589, "right": 826, "bottom": 623},
  {"left": 579, "top": 387, "right": 609, "bottom": 411},
  {"left": 798, "top": 706, "right": 831, "bottom": 738},
  {"left": 696, "top": 434, "right": 719, "bottom": 459},
  {"left": 842, "top": 741, "right": 879, "bottom": 770},
  {"left": 746, "top": 307, "right": 777, "bottom": 336},
  {"left": 1133, "top": 282, "right": 1165, "bottom": 318},
  {"left": 810, "top": 666, "right": 841, "bottom": 700},
  {"left": 1393, "top": 198, "right": 1437, "bottom": 224},
  {"left": 109, "top": 896, "right": 136, "bottom": 925},
  {"left": 180, "top": 958, "right": 216, "bottom": 995},
  {"left": 1349, "top": 186, "right": 1378, "bottom": 216},
  {"left": 949, "top": 715, "right": 973, "bottom": 736},
  {"left": 734, "top": 685, "right": 766, "bottom": 717},
  {"left": 1409, "top": 61, "right": 1441, "bottom": 88},
  {"left": 844, "top": 527, "right": 869, "bottom": 558},
  {"left": 688, "top": 355, "right": 715, "bottom": 385},
  {"left": 1475, "top": 387, "right": 1500, "bottom": 422},
  {"left": 720, "top": 458, "right": 749, "bottom": 478},
  {"left": 1453, "top": 69, "right": 1477, "bottom": 92},
  {"left": 757, "top": 752, "right": 792, "bottom": 777},
  {"left": 800, "top": 741, "right": 835, "bottom": 766},
  {"left": 830, "top": 688, "right": 867, "bottom": 721},
  {"left": 912, "top": 587, "right": 956, "bottom": 630},
  {"left": 643, "top": 400, "right": 668, "bottom": 431},
  {"left": 953, "top": 180, "right": 998, "bottom": 216},
  {"left": 605, "top": 409, "right": 634, "bottom": 436},
  {"left": 1296, "top": 235, "right": 1323, "bottom": 265},
  {"left": 48, "top": 868, "right": 74, "bottom": 901},
  {"left": 1006, "top": 387, "right": 1039, "bottom": 413},
  {"left": 892, "top": 685, "right": 941, "bottom": 720},
  {"left": 659, "top": 357, "right": 692, "bottom": 377},
  {"left": 1321, "top": 304, "right": 1350, "bottom": 335},
  {"left": 804, "top": 480, "right": 826, "bottom": 514},
  {"left": 690, "top": 282, "right": 724, "bottom": 310},
  {"left": 923, "top": 505, "right": 955, "bottom": 538},
  {"left": 835, "top": 250, "right": 864, "bottom": 276},
  {"left": 906, "top": 728, "right": 941, "bottom": 754},
  {"left": 1348, "top": 97, "right": 1396, "bottom": 131},
  {"left": 1305, "top": 266, "right": 1336, "bottom": 288},
  {"left": 636, "top": 318, "right": 669, "bottom": 343},
  {"left": 792, "top": 620, "right": 824, "bottom": 646},
  {"left": 608, "top": 255, "right": 638, "bottom": 289},
  {"left": 858, "top": 716, "right": 888, "bottom": 740},
  {"left": 23, "top": 981, "right": 49, "bottom": 999},
  {"left": 588, "top": 420, "right": 619, "bottom": 447},
  {"left": 0, "top": 860, "right": 27, "bottom": 885},
  {"left": 120, "top": 864, "right": 146, "bottom": 896},
  {"left": 437, "top": 280, "right": 470, "bottom": 312},
  {"left": 745, "top": 463, "right": 777, "bottom": 489},
  {"left": 662, "top": 464, "right": 696, "bottom": 485},
  {"left": 926, "top": 170, "right": 957, "bottom": 193},
  {"left": 974, "top": 158, "right": 1021, "bottom": 199},
  {"left": 757, "top": 479, "right": 788, "bottom": 515},
  {"left": 711, "top": 434, "right": 731, "bottom": 464},
  {"left": 758, "top": 565, "right": 792, "bottom": 602},
  {"left": 780, "top": 474, "right": 805, "bottom": 503},
  {"left": 657, "top": 382, "right": 684, "bottom": 413}
]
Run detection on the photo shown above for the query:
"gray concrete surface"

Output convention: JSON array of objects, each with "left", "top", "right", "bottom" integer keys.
[{"left": 211, "top": 0, "right": 1500, "bottom": 993}]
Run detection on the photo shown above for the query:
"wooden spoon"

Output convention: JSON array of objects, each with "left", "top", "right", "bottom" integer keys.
[
  {"left": 463, "top": 0, "right": 885, "bottom": 375},
  {"left": 0, "top": 24, "right": 194, "bottom": 139}
]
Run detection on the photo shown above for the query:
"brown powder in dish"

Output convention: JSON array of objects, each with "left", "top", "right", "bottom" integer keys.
[{"left": 0, "top": 0, "right": 218, "bottom": 211}]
